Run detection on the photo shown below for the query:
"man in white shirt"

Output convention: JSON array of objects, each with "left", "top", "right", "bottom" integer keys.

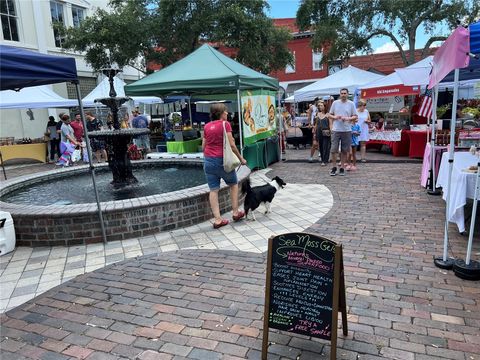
[{"left": 328, "top": 88, "right": 358, "bottom": 176}]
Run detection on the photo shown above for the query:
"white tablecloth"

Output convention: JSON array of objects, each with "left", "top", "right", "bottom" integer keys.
[{"left": 436, "top": 152, "right": 479, "bottom": 232}]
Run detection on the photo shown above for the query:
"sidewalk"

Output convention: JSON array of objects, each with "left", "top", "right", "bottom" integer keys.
[{"left": 1, "top": 150, "right": 479, "bottom": 359}]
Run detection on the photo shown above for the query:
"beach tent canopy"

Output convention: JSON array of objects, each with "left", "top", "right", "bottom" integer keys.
[
  {"left": 0, "top": 45, "right": 77, "bottom": 91},
  {"left": 83, "top": 76, "right": 162, "bottom": 107},
  {"left": 294, "top": 65, "right": 383, "bottom": 102},
  {"left": 0, "top": 85, "right": 78, "bottom": 109},
  {"left": 125, "top": 44, "right": 279, "bottom": 96}
]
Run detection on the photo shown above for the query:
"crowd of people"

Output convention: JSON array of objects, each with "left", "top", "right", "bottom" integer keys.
[
  {"left": 44, "top": 109, "right": 151, "bottom": 167},
  {"left": 288, "top": 88, "right": 372, "bottom": 176}
]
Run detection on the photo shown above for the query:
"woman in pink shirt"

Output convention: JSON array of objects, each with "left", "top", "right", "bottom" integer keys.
[{"left": 203, "top": 103, "right": 247, "bottom": 229}]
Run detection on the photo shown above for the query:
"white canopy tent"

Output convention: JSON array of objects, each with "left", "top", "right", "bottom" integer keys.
[
  {"left": 82, "top": 76, "right": 162, "bottom": 107},
  {"left": 294, "top": 65, "right": 384, "bottom": 102},
  {"left": 0, "top": 85, "right": 78, "bottom": 109}
]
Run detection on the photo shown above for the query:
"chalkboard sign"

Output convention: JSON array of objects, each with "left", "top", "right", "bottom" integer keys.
[{"left": 262, "top": 233, "right": 347, "bottom": 360}]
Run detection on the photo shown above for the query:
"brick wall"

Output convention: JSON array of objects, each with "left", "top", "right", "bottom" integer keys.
[{"left": 1, "top": 161, "right": 250, "bottom": 247}]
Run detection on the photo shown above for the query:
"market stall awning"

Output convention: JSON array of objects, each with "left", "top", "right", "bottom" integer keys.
[
  {"left": 0, "top": 85, "right": 78, "bottom": 109},
  {"left": 125, "top": 44, "right": 279, "bottom": 96},
  {"left": 294, "top": 66, "right": 383, "bottom": 102},
  {"left": 0, "top": 45, "right": 77, "bottom": 91},
  {"left": 361, "top": 57, "right": 433, "bottom": 98}
]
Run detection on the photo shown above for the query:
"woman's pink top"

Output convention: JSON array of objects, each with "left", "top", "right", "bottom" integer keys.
[{"left": 204, "top": 120, "right": 232, "bottom": 158}]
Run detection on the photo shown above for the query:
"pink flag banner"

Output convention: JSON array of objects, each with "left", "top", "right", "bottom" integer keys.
[{"left": 428, "top": 26, "right": 470, "bottom": 89}]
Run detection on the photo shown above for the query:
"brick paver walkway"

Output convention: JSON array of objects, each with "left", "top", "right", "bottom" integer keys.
[{"left": 1, "top": 151, "right": 479, "bottom": 359}]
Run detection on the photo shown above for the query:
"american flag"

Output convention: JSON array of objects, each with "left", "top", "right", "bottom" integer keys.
[{"left": 418, "top": 88, "right": 433, "bottom": 119}]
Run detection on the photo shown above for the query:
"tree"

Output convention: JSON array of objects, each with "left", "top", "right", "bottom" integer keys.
[
  {"left": 59, "top": 0, "right": 292, "bottom": 74},
  {"left": 58, "top": 0, "right": 153, "bottom": 73},
  {"left": 296, "top": 0, "right": 479, "bottom": 66}
]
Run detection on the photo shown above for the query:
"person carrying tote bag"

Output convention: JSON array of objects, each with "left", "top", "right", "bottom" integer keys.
[{"left": 202, "top": 103, "right": 247, "bottom": 229}]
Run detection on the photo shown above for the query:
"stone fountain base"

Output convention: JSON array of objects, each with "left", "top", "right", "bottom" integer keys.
[{"left": 88, "top": 128, "right": 149, "bottom": 188}]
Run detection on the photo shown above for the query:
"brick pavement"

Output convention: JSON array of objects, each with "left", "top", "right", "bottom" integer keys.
[{"left": 1, "top": 151, "right": 480, "bottom": 359}]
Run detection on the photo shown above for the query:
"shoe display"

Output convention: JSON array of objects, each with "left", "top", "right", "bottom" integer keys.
[
  {"left": 339, "top": 168, "right": 345, "bottom": 176},
  {"left": 320, "top": 162, "right": 326, "bottom": 166},
  {"left": 330, "top": 167, "right": 337, "bottom": 176},
  {"left": 361, "top": 159, "right": 367, "bottom": 163},
  {"left": 345, "top": 165, "right": 352, "bottom": 171}
]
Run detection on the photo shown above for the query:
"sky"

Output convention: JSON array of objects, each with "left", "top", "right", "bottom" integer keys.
[{"left": 266, "top": 0, "right": 444, "bottom": 54}]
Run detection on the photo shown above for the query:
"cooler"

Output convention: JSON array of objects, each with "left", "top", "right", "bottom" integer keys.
[{"left": 0, "top": 211, "right": 15, "bottom": 256}]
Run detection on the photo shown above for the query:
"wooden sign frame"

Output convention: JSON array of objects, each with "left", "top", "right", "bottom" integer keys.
[{"left": 262, "top": 233, "right": 347, "bottom": 360}]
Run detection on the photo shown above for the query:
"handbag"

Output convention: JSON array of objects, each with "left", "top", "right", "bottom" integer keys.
[
  {"left": 322, "top": 129, "right": 331, "bottom": 137},
  {"left": 223, "top": 121, "right": 240, "bottom": 172}
]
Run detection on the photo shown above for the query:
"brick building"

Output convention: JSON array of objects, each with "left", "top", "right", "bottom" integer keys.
[{"left": 268, "top": 18, "right": 436, "bottom": 98}]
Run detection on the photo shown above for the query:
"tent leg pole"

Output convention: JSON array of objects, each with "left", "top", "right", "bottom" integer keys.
[
  {"left": 0, "top": 151, "right": 6, "bottom": 180},
  {"left": 428, "top": 86, "right": 441, "bottom": 195},
  {"left": 276, "top": 92, "right": 282, "bottom": 162},
  {"left": 188, "top": 96, "right": 192, "bottom": 123},
  {"left": 434, "top": 70, "right": 460, "bottom": 270},
  {"left": 75, "top": 83, "right": 108, "bottom": 244},
  {"left": 237, "top": 89, "right": 244, "bottom": 156}
]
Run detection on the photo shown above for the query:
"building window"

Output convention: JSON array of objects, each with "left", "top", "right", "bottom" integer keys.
[
  {"left": 312, "top": 50, "right": 323, "bottom": 71},
  {"left": 1, "top": 0, "right": 19, "bottom": 41},
  {"left": 50, "top": 1, "right": 64, "bottom": 47},
  {"left": 66, "top": 76, "right": 96, "bottom": 99},
  {"left": 285, "top": 51, "right": 295, "bottom": 74},
  {"left": 72, "top": 6, "right": 84, "bottom": 28}
]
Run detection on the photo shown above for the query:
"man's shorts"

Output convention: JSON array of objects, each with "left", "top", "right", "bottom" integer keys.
[
  {"left": 134, "top": 135, "right": 150, "bottom": 150},
  {"left": 204, "top": 157, "right": 238, "bottom": 190},
  {"left": 331, "top": 131, "right": 352, "bottom": 153}
]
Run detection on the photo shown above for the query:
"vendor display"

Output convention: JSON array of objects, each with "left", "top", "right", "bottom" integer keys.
[
  {"left": 167, "top": 138, "right": 202, "bottom": 154},
  {"left": 0, "top": 141, "right": 47, "bottom": 163}
]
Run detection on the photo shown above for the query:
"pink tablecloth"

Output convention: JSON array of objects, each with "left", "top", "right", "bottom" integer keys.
[{"left": 420, "top": 143, "right": 447, "bottom": 187}]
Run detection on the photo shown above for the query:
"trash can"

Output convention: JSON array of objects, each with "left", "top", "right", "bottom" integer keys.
[{"left": 0, "top": 211, "right": 16, "bottom": 256}]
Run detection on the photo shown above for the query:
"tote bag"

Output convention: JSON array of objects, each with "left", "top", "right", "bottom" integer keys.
[{"left": 223, "top": 121, "right": 240, "bottom": 172}]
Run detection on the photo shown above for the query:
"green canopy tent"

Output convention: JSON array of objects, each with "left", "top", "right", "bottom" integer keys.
[{"left": 125, "top": 44, "right": 280, "bottom": 168}]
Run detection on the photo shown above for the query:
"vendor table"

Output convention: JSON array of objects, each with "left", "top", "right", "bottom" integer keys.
[
  {"left": 436, "top": 151, "right": 479, "bottom": 233},
  {"left": 166, "top": 138, "right": 202, "bottom": 154},
  {"left": 405, "top": 130, "right": 429, "bottom": 158},
  {"left": 366, "top": 130, "right": 410, "bottom": 157},
  {"left": 0, "top": 143, "right": 47, "bottom": 163},
  {"left": 243, "top": 136, "right": 279, "bottom": 170}
]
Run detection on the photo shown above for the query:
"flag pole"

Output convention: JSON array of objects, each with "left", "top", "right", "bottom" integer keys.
[{"left": 433, "top": 69, "right": 459, "bottom": 270}]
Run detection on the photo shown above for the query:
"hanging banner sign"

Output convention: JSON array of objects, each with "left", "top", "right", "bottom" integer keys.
[
  {"left": 366, "top": 96, "right": 404, "bottom": 112},
  {"left": 361, "top": 85, "right": 421, "bottom": 99},
  {"left": 241, "top": 89, "right": 277, "bottom": 145}
]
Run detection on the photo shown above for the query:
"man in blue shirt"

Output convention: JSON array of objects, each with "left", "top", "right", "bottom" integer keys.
[{"left": 131, "top": 109, "right": 150, "bottom": 152}]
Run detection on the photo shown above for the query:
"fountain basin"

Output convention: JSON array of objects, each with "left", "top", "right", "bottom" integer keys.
[{"left": 0, "top": 159, "right": 250, "bottom": 246}]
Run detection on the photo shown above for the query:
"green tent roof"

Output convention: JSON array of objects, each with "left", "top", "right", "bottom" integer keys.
[{"left": 125, "top": 44, "right": 279, "bottom": 96}]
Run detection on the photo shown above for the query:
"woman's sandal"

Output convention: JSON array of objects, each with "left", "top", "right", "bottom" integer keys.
[
  {"left": 213, "top": 219, "right": 229, "bottom": 229},
  {"left": 232, "top": 211, "right": 245, "bottom": 222}
]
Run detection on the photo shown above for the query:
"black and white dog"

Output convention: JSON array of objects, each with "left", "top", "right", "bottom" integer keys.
[{"left": 241, "top": 176, "right": 286, "bottom": 220}]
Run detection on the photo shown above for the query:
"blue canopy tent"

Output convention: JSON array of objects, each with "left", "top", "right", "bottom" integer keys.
[
  {"left": 0, "top": 44, "right": 107, "bottom": 243},
  {"left": 470, "top": 21, "right": 480, "bottom": 55},
  {"left": 0, "top": 45, "right": 78, "bottom": 90}
]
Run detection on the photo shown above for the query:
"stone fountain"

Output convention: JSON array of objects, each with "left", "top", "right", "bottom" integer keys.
[{"left": 88, "top": 69, "right": 150, "bottom": 187}]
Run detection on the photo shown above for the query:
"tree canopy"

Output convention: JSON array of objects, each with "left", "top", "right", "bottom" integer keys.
[
  {"left": 296, "top": 0, "right": 479, "bottom": 66},
  {"left": 59, "top": 0, "right": 292, "bottom": 75}
]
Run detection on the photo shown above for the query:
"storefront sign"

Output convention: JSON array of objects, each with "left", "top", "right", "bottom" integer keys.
[
  {"left": 366, "top": 96, "right": 404, "bottom": 112},
  {"left": 362, "top": 85, "right": 420, "bottom": 99},
  {"left": 241, "top": 89, "right": 276, "bottom": 145}
]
